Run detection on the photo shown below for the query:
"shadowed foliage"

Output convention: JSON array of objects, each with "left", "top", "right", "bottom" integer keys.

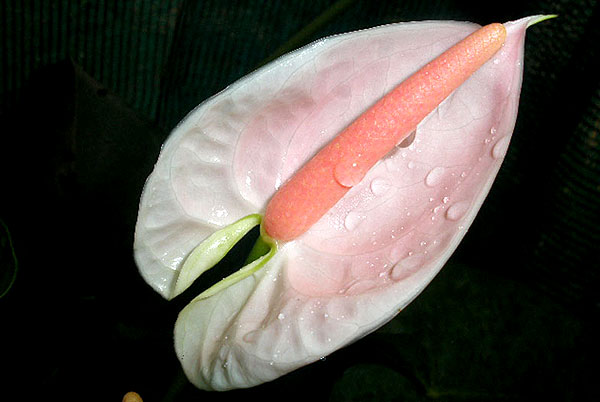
[{"left": 1, "top": 1, "right": 598, "bottom": 401}]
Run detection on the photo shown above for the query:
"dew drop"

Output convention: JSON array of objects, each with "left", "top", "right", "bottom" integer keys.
[
  {"left": 391, "top": 264, "right": 404, "bottom": 281},
  {"left": 370, "top": 178, "right": 391, "bottom": 196},
  {"left": 211, "top": 205, "right": 229, "bottom": 219},
  {"left": 446, "top": 201, "right": 470, "bottom": 221},
  {"left": 334, "top": 160, "right": 363, "bottom": 188},
  {"left": 398, "top": 130, "right": 416, "bottom": 148},
  {"left": 392, "top": 254, "right": 425, "bottom": 281},
  {"left": 384, "top": 156, "right": 397, "bottom": 171},
  {"left": 277, "top": 313, "right": 285, "bottom": 320},
  {"left": 402, "top": 253, "right": 424, "bottom": 268},
  {"left": 425, "top": 166, "right": 445, "bottom": 187},
  {"left": 407, "top": 161, "right": 416, "bottom": 169},
  {"left": 492, "top": 136, "right": 510, "bottom": 159},
  {"left": 344, "top": 211, "right": 364, "bottom": 231}
]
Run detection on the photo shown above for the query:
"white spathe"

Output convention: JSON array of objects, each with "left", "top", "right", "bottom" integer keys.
[{"left": 134, "top": 16, "right": 541, "bottom": 390}]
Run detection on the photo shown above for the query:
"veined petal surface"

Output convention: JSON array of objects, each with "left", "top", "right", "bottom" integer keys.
[{"left": 134, "top": 16, "right": 538, "bottom": 390}]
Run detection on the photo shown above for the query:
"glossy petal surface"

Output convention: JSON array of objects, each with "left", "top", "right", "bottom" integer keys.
[{"left": 134, "top": 17, "right": 537, "bottom": 390}]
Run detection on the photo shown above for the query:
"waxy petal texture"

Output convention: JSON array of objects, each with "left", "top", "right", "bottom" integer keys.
[{"left": 134, "top": 17, "right": 538, "bottom": 390}]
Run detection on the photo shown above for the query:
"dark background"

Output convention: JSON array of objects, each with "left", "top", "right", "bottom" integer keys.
[{"left": 1, "top": 1, "right": 598, "bottom": 401}]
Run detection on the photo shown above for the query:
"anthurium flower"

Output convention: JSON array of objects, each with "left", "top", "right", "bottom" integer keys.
[{"left": 134, "top": 15, "right": 552, "bottom": 391}]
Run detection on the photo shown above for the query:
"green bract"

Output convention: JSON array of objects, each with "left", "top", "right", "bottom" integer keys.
[{"left": 174, "top": 214, "right": 277, "bottom": 300}]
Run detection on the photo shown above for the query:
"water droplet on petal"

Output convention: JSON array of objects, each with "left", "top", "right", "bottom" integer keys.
[
  {"left": 425, "top": 166, "right": 445, "bottom": 187},
  {"left": 407, "top": 161, "right": 416, "bottom": 169},
  {"left": 384, "top": 155, "right": 397, "bottom": 171},
  {"left": 401, "top": 253, "right": 424, "bottom": 268},
  {"left": 344, "top": 211, "right": 364, "bottom": 231},
  {"left": 370, "top": 178, "right": 391, "bottom": 196},
  {"left": 398, "top": 130, "right": 416, "bottom": 148},
  {"left": 492, "top": 136, "right": 511, "bottom": 159},
  {"left": 211, "top": 205, "right": 229, "bottom": 219},
  {"left": 277, "top": 313, "right": 285, "bottom": 320},
  {"left": 391, "top": 252, "right": 425, "bottom": 281},
  {"left": 391, "top": 264, "right": 404, "bottom": 281},
  {"left": 446, "top": 201, "right": 470, "bottom": 221}
]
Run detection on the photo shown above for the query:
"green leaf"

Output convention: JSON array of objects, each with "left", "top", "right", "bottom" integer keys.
[
  {"left": 330, "top": 364, "right": 420, "bottom": 402},
  {"left": 0, "top": 219, "right": 18, "bottom": 298}
]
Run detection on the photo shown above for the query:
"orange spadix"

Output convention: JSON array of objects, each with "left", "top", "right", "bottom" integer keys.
[{"left": 264, "top": 23, "right": 506, "bottom": 241}]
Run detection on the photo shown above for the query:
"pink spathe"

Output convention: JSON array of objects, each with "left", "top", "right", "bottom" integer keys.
[
  {"left": 263, "top": 23, "right": 506, "bottom": 242},
  {"left": 134, "top": 16, "right": 539, "bottom": 391}
]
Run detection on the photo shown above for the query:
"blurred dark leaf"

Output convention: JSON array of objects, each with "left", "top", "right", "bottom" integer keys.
[
  {"left": 1, "top": 1, "right": 599, "bottom": 401},
  {"left": 0, "top": 218, "right": 18, "bottom": 298},
  {"left": 330, "top": 364, "right": 421, "bottom": 402}
]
